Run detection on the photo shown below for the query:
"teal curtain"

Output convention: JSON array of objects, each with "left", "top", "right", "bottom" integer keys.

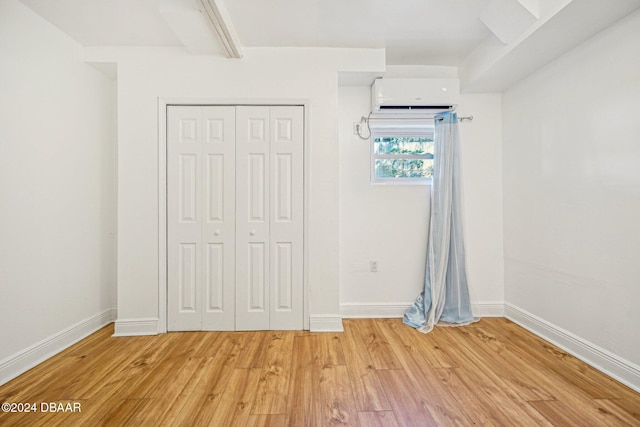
[{"left": 403, "top": 112, "right": 476, "bottom": 333}]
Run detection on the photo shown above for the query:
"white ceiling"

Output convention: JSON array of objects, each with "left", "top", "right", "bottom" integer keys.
[
  {"left": 224, "top": 0, "right": 493, "bottom": 65},
  {"left": 20, "top": 0, "right": 493, "bottom": 65},
  {"left": 18, "top": 0, "right": 640, "bottom": 90},
  {"left": 20, "top": 0, "right": 184, "bottom": 47}
]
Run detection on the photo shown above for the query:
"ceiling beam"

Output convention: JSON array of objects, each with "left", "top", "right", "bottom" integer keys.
[
  {"left": 199, "top": 0, "right": 243, "bottom": 59},
  {"left": 480, "top": 0, "right": 539, "bottom": 45},
  {"left": 461, "top": 0, "right": 640, "bottom": 92},
  {"left": 159, "top": 0, "right": 222, "bottom": 55}
]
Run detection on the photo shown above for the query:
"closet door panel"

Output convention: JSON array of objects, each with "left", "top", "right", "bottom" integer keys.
[
  {"left": 269, "top": 106, "right": 304, "bottom": 330},
  {"left": 201, "top": 107, "right": 236, "bottom": 331},
  {"left": 168, "top": 107, "right": 203, "bottom": 331},
  {"left": 168, "top": 106, "right": 236, "bottom": 331},
  {"left": 236, "top": 106, "right": 271, "bottom": 330}
]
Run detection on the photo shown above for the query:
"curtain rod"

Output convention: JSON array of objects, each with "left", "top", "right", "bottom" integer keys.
[
  {"left": 356, "top": 114, "right": 473, "bottom": 140},
  {"left": 367, "top": 115, "right": 473, "bottom": 122},
  {"left": 437, "top": 115, "right": 473, "bottom": 122}
]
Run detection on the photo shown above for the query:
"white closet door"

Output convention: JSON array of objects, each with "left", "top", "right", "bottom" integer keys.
[
  {"left": 236, "top": 106, "right": 304, "bottom": 330},
  {"left": 236, "top": 106, "right": 271, "bottom": 330},
  {"left": 167, "top": 106, "right": 236, "bottom": 331},
  {"left": 168, "top": 105, "right": 303, "bottom": 332},
  {"left": 269, "top": 106, "right": 304, "bottom": 330},
  {"left": 201, "top": 107, "right": 236, "bottom": 330}
]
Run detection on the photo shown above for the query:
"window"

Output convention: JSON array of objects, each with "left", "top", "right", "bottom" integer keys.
[{"left": 371, "top": 125, "right": 434, "bottom": 184}]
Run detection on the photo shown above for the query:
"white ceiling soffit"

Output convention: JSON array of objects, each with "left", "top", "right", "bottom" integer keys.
[
  {"left": 158, "top": 0, "right": 224, "bottom": 55},
  {"left": 480, "top": 0, "right": 539, "bottom": 45},
  {"left": 224, "top": 0, "right": 493, "bottom": 66},
  {"left": 19, "top": 0, "right": 184, "bottom": 47},
  {"left": 158, "top": 0, "right": 242, "bottom": 57},
  {"left": 461, "top": 0, "right": 640, "bottom": 92},
  {"left": 20, "top": 0, "right": 240, "bottom": 57}
]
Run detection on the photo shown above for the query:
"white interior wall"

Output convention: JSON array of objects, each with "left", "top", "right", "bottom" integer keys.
[
  {"left": 459, "top": 93, "right": 505, "bottom": 312},
  {"left": 503, "top": 9, "right": 640, "bottom": 372},
  {"left": 338, "top": 86, "right": 430, "bottom": 315},
  {"left": 84, "top": 46, "right": 385, "bottom": 333},
  {"left": 0, "top": 0, "right": 117, "bottom": 378},
  {"left": 338, "top": 80, "right": 504, "bottom": 317}
]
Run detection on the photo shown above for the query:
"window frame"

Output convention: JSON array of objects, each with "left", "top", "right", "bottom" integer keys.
[{"left": 370, "top": 124, "right": 435, "bottom": 185}]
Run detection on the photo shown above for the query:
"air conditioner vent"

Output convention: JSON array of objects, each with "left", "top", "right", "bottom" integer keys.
[
  {"left": 371, "top": 78, "right": 459, "bottom": 114},
  {"left": 378, "top": 105, "right": 454, "bottom": 111}
]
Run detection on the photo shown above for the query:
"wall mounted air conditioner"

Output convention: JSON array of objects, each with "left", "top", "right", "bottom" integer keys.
[{"left": 371, "top": 78, "right": 460, "bottom": 114}]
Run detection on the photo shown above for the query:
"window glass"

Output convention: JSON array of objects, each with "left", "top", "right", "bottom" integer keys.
[{"left": 371, "top": 132, "right": 434, "bottom": 183}]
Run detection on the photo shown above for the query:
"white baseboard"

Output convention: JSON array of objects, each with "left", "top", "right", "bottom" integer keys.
[
  {"left": 505, "top": 303, "right": 640, "bottom": 393},
  {"left": 340, "top": 302, "right": 505, "bottom": 318},
  {"left": 340, "top": 303, "right": 410, "bottom": 318},
  {"left": 0, "top": 308, "right": 116, "bottom": 386},
  {"left": 309, "top": 314, "right": 344, "bottom": 332},
  {"left": 472, "top": 302, "right": 505, "bottom": 317},
  {"left": 113, "top": 318, "right": 159, "bottom": 336}
]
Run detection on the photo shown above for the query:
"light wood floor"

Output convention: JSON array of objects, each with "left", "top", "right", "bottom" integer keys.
[{"left": 1, "top": 318, "right": 639, "bottom": 426}]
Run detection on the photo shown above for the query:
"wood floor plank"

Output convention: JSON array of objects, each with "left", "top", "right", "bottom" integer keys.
[
  {"left": 383, "top": 318, "right": 457, "bottom": 369},
  {"left": 55, "top": 337, "right": 200, "bottom": 426},
  {"left": 285, "top": 336, "right": 323, "bottom": 426},
  {"left": 246, "top": 414, "right": 286, "bottom": 427},
  {"left": 60, "top": 335, "right": 164, "bottom": 400},
  {"left": 318, "top": 365, "right": 358, "bottom": 426},
  {"left": 596, "top": 397, "right": 640, "bottom": 425},
  {"left": 357, "top": 410, "right": 400, "bottom": 427},
  {"left": 99, "top": 333, "right": 185, "bottom": 400},
  {"left": 483, "top": 319, "right": 634, "bottom": 399},
  {"left": 1, "top": 318, "right": 639, "bottom": 426},
  {"left": 208, "top": 368, "right": 261, "bottom": 426},
  {"left": 0, "top": 334, "right": 167, "bottom": 427},
  {"left": 342, "top": 320, "right": 392, "bottom": 412},
  {"left": 170, "top": 334, "right": 246, "bottom": 426},
  {"left": 317, "top": 332, "right": 346, "bottom": 367},
  {"left": 54, "top": 377, "right": 152, "bottom": 426},
  {"left": 251, "top": 331, "right": 294, "bottom": 415},
  {"left": 124, "top": 348, "right": 203, "bottom": 399},
  {"left": 378, "top": 317, "right": 478, "bottom": 425},
  {"left": 60, "top": 324, "right": 115, "bottom": 357},
  {"left": 94, "top": 398, "right": 156, "bottom": 426},
  {"left": 594, "top": 398, "right": 640, "bottom": 423},
  {"left": 135, "top": 356, "right": 208, "bottom": 425},
  {"left": 454, "top": 321, "right": 636, "bottom": 422},
  {"left": 450, "top": 323, "right": 560, "bottom": 401},
  {"left": 530, "top": 398, "right": 638, "bottom": 426},
  {"left": 431, "top": 324, "right": 554, "bottom": 426},
  {"left": 0, "top": 355, "right": 83, "bottom": 402},
  {"left": 237, "top": 331, "right": 270, "bottom": 369},
  {"left": 189, "top": 331, "right": 223, "bottom": 358},
  {"left": 376, "top": 369, "right": 437, "bottom": 426},
  {"left": 2, "top": 332, "right": 151, "bottom": 401},
  {"left": 355, "top": 319, "right": 402, "bottom": 370}
]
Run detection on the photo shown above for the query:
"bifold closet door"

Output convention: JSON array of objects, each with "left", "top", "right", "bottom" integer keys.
[
  {"left": 236, "top": 106, "right": 304, "bottom": 330},
  {"left": 168, "top": 105, "right": 303, "bottom": 331},
  {"left": 167, "top": 106, "right": 236, "bottom": 331}
]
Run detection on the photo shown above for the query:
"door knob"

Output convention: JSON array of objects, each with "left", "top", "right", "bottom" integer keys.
[
  {"left": 214, "top": 229, "right": 221, "bottom": 236},
  {"left": 250, "top": 229, "right": 256, "bottom": 236}
]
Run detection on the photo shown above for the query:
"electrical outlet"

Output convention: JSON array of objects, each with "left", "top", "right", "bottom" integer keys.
[{"left": 370, "top": 260, "right": 378, "bottom": 272}]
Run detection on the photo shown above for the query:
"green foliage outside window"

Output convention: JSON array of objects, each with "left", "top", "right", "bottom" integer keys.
[{"left": 373, "top": 136, "right": 434, "bottom": 180}]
